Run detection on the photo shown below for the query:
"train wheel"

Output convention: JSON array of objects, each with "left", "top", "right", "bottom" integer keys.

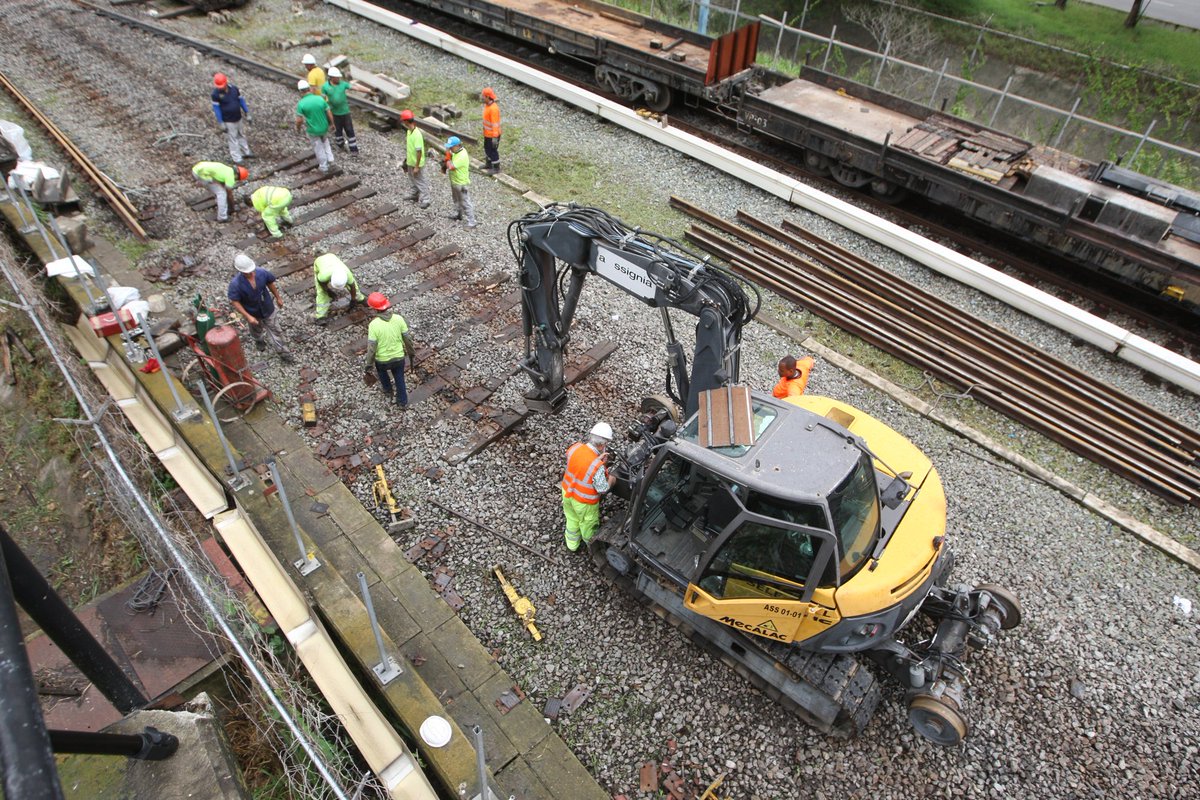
[
  {"left": 870, "top": 178, "right": 907, "bottom": 203},
  {"left": 643, "top": 85, "right": 673, "bottom": 113},
  {"left": 803, "top": 151, "right": 831, "bottom": 176},
  {"left": 977, "top": 583, "right": 1022, "bottom": 630},
  {"left": 830, "top": 162, "right": 871, "bottom": 188},
  {"left": 908, "top": 694, "right": 968, "bottom": 746}
]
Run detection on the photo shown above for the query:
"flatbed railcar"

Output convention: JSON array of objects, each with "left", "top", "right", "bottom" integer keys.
[{"left": 374, "top": 0, "right": 1200, "bottom": 314}]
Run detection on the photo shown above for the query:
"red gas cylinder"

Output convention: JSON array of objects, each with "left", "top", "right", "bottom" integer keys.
[{"left": 204, "top": 324, "right": 271, "bottom": 407}]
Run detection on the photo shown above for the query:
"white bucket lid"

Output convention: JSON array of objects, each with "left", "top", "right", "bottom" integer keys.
[{"left": 419, "top": 715, "right": 452, "bottom": 748}]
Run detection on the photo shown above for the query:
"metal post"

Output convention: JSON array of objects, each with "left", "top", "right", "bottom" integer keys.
[
  {"left": 266, "top": 458, "right": 321, "bottom": 576},
  {"left": 139, "top": 312, "right": 200, "bottom": 422},
  {"left": 773, "top": 12, "right": 786, "bottom": 60},
  {"left": 874, "top": 41, "right": 891, "bottom": 88},
  {"left": 799, "top": 0, "right": 809, "bottom": 30},
  {"left": 0, "top": 528, "right": 64, "bottom": 800},
  {"left": 472, "top": 724, "right": 491, "bottom": 800},
  {"left": 44, "top": 214, "right": 109, "bottom": 317},
  {"left": 195, "top": 380, "right": 250, "bottom": 491},
  {"left": 1052, "top": 96, "right": 1081, "bottom": 148},
  {"left": 3, "top": 180, "right": 35, "bottom": 231},
  {"left": 356, "top": 572, "right": 401, "bottom": 684},
  {"left": 988, "top": 75, "right": 1014, "bottom": 127},
  {"left": 48, "top": 727, "right": 178, "bottom": 761},
  {"left": 15, "top": 183, "right": 60, "bottom": 258},
  {"left": 823, "top": 25, "right": 836, "bottom": 71},
  {"left": 929, "top": 57, "right": 949, "bottom": 107},
  {"left": 1, "top": 525, "right": 149, "bottom": 714},
  {"left": 1130, "top": 119, "right": 1157, "bottom": 162},
  {"left": 732, "top": 0, "right": 741, "bottom": 30}
]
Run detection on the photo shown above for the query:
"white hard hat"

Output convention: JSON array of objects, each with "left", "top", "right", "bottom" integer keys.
[
  {"left": 234, "top": 253, "right": 256, "bottom": 273},
  {"left": 297, "top": 79, "right": 310, "bottom": 91},
  {"left": 590, "top": 421, "right": 613, "bottom": 441},
  {"left": 327, "top": 66, "right": 342, "bottom": 78},
  {"left": 302, "top": 53, "right": 316, "bottom": 65},
  {"left": 329, "top": 267, "right": 348, "bottom": 290}
]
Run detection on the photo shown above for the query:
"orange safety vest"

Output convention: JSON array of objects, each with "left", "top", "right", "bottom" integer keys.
[
  {"left": 482, "top": 101, "right": 501, "bottom": 139},
  {"left": 561, "top": 442, "right": 604, "bottom": 504}
]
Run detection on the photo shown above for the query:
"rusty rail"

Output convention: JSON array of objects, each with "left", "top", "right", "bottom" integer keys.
[
  {"left": 0, "top": 70, "right": 148, "bottom": 241},
  {"left": 670, "top": 196, "right": 1200, "bottom": 507}
]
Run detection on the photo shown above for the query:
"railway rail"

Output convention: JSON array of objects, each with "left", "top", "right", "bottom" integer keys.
[
  {"left": 0, "top": 69, "right": 148, "bottom": 240},
  {"left": 670, "top": 196, "right": 1200, "bottom": 507}
]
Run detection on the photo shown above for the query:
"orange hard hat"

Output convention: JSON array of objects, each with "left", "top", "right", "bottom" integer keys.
[
  {"left": 235, "top": 165, "right": 249, "bottom": 181},
  {"left": 481, "top": 87, "right": 496, "bottom": 100},
  {"left": 400, "top": 109, "right": 414, "bottom": 122},
  {"left": 367, "top": 292, "right": 390, "bottom": 311},
  {"left": 213, "top": 73, "right": 228, "bottom": 89}
]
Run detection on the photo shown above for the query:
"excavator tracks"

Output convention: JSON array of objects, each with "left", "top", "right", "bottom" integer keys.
[{"left": 591, "top": 544, "right": 882, "bottom": 738}]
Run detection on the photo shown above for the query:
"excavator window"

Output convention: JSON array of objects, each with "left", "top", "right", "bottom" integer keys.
[
  {"left": 829, "top": 454, "right": 882, "bottom": 577},
  {"left": 697, "top": 517, "right": 828, "bottom": 600}
]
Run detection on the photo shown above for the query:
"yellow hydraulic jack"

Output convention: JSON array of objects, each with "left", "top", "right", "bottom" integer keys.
[
  {"left": 493, "top": 566, "right": 541, "bottom": 641},
  {"left": 371, "top": 465, "right": 412, "bottom": 532}
]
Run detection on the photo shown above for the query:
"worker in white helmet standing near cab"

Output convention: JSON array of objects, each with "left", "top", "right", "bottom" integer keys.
[
  {"left": 560, "top": 422, "right": 614, "bottom": 552},
  {"left": 301, "top": 53, "right": 326, "bottom": 89}
]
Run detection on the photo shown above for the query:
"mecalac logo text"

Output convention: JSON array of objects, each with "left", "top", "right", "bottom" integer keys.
[{"left": 720, "top": 616, "right": 788, "bottom": 641}]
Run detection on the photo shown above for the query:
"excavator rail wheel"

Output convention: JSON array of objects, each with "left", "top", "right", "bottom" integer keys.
[
  {"left": 978, "top": 583, "right": 1023, "bottom": 630},
  {"left": 908, "top": 694, "right": 968, "bottom": 747}
]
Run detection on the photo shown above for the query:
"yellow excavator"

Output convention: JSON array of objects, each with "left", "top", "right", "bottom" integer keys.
[{"left": 513, "top": 205, "right": 1021, "bottom": 744}]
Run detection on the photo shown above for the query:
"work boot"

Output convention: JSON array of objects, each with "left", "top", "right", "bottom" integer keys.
[
  {"left": 404, "top": 193, "right": 418, "bottom": 202},
  {"left": 271, "top": 231, "right": 284, "bottom": 239},
  {"left": 244, "top": 152, "right": 257, "bottom": 159},
  {"left": 419, "top": 200, "right": 430, "bottom": 209},
  {"left": 279, "top": 351, "right": 296, "bottom": 364},
  {"left": 446, "top": 213, "right": 461, "bottom": 221},
  {"left": 314, "top": 317, "right": 328, "bottom": 327}
]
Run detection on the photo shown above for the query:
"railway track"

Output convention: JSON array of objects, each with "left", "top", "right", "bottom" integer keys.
[
  {"left": 671, "top": 196, "right": 1200, "bottom": 506},
  {"left": 0, "top": 69, "right": 148, "bottom": 240}
]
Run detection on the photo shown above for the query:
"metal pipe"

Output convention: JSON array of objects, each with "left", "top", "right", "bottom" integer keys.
[
  {"left": 14, "top": 182, "right": 59, "bottom": 258},
  {"left": 0, "top": 525, "right": 148, "bottom": 713},
  {"left": 0, "top": 259, "right": 350, "bottom": 799},
  {"left": 1052, "top": 96, "right": 1081, "bottom": 148},
  {"left": 356, "top": 572, "right": 401, "bottom": 684},
  {"left": 822, "top": 26, "right": 836, "bottom": 72},
  {"left": 873, "top": 41, "right": 891, "bottom": 88},
  {"left": 928, "top": 57, "right": 948, "bottom": 108},
  {"left": 139, "top": 312, "right": 199, "bottom": 422},
  {"left": 44, "top": 213, "right": 108, "bottom": 316},
  {"left": 48, "top": 727, "right": 178, "bottom": 761},
  {"left": 472, "top": 724, "right": 489, "bottom": 800},
  {"left": 0, "top": 528, "right": 64, "bottom": 800},
  {"left": 266, "top": 458, "right": 321, "bottom": 576},
  {"left": 195, "top": 379, "right": 250, "bottom": 490},
  {"left": 3, "top": 180, "right": 34, "bottom": 229},
  {"left": 1130, "top": 118, "right": 1157, "bottom": 162}
]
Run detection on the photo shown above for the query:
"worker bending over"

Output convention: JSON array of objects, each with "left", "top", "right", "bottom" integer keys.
[
  {"left": 191, "top": 161, "right": 247, "bottom": 224},
  {"left": 245, "top": 185, "right": 294, "bottom": 239},
  {"left": 312, "top": 253, "right": 365, "bottom": 325},
  {"left": 773, "top": 354, "right": 815, "bottom": 399},
  {"left": 560, "top": 422, "right": 613, "bottom": 552}
]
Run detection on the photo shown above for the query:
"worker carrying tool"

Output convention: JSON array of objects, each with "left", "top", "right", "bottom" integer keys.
[
  {"left": 560, "top": 421, "right": 612, "bottom": 552},
  {"left": 244, "top": 185, "right": 294, "bottom": 239},
  {"left": 312, "top": 253, "right": 365, "bottom": 325},
  {"left": 772, "top": 354, "right": 815, "bottom": 399},
  {"left": 191, "top": 161, "right": 248, "bottom": 224}
]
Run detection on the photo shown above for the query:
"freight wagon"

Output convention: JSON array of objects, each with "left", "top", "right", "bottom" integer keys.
[{"left": 378, "top": 0, "right": 1200, "bottom": 313}]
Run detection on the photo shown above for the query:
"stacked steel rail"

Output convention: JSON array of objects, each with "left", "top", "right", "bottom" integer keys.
[
  {"left": 0, "top": 70, "right": 148, "bottom": 241},
  {"left": 671, "top": 196, "right": 1200, "bottom": 507}
]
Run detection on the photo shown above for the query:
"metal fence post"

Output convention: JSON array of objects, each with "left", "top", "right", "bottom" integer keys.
[
  {"left": 195, "top": 380, "right": 250, "bottom": 491},
  {"left": 1052, "top": 96, "right": 1081, "bottom": 148},
  {"left": 929, "top": 57, "right": 949, "bottom": 108},
  {"left": 356, "top": 572, "right": 401, "bottom": 684},
  {"left": 988, "top": 75, "right": 1014, "bottom": 127},
  {"left": 472, "top": 725, "right": 492, "bottom": 800},
  {"left": 139, "top": 312, "right": 199, "bottom": 422},
  {"left": 266, "top": 458, "right": 321, "bottom": 576},
  {"left": 773, "top": 11, "right": 787, "bottom": 60},
  {"left": 1130, "top": 119, "right": 1157, "bottom": 162},
  {"left": 823, "top": 25, "right": 836, "bottom": 71},
  {"left": 874, "top": 41, "right": 891, "bottom": 88},
  {"left": 799, "top": 0, "right": 809, "bottom": 30}
]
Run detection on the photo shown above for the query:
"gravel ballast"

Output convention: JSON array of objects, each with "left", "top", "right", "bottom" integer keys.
[{"left": 2, "top": 1, "right": 1199, "bottom": 798}]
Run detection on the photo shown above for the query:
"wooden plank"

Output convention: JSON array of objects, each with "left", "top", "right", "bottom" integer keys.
[{"left": 253, "top": 206, "right": 404, "bottom": 266}]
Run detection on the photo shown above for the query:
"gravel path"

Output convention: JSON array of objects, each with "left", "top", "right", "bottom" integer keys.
[{"left": 3, "top": 2, "right": 1198, "bottom": 798}]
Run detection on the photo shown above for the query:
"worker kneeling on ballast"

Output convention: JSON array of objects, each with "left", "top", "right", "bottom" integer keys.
[
  {"left": 560, "top": 422, "right": 613, "bottom": 552},
  {"left": 312, "top": 253, "right": 366, "bottom": 325},
  {"left": 245, "top": 185, "right": 294, "bottom": 239}
]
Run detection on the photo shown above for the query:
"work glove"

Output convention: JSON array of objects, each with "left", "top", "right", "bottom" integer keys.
[{"left": 244, "top": 114, "right": 252, "bottom": 124}]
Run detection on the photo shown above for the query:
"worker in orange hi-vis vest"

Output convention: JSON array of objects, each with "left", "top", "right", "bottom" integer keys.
[
  {"left": 480, "top": 87, "right": 501, "bottom": 175},
  {"left": 772, "top": 354, "right": 815, "bottom": 399},
  {"left": 560, "top": 421, "right": 613, "bottom": 552}
]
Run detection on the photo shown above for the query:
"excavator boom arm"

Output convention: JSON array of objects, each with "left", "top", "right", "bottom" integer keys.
[{"left": 510, "top": 205, "right": 757, "bottom": 415}]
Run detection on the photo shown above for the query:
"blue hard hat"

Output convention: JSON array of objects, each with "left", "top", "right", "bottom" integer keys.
[{"left": 446, "top": 136, "right": 461, "bottom": 148}]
